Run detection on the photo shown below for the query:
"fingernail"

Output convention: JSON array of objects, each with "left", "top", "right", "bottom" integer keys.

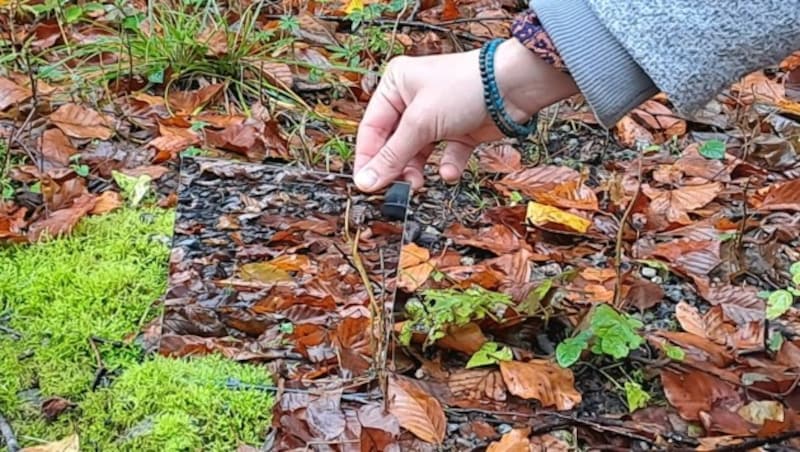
[{"left": 354, "top": 168, "right": 378, "bottom": 190}]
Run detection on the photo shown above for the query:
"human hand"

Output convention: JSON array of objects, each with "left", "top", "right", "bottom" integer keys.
[{"left": 353, "top": 38, "right": 578, "bottom": 192}]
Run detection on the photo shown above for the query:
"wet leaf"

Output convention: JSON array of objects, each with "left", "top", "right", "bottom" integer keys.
[
  {"left": 27, "top": 194, "right": 97, "bottom": 241},
  {"left": 487, "top": 428, "right": 530, "bottom": 452},
  {"left": 21, "top": 434, "right": 79, "bottom": 452},
  {"left": 496, "top": 166, "right": 579, "bottom": 198},
  {"left": 445, "top": 223, "right": 523, "bottom": 255},
  {"left": 388, "top": 376, "right": 446, "bottom": 444},
  {"left": 642, "top": 182, "right": 721, "bottom": 224},
  {"left": 526, "top": 201, "right": 591, "bottom": 233},
  {"left": 499, "top": 360, "right": 581, "bottom": 410},
  {"left": 306, "top": 390, "right": 346, "bottom": 440},
  {"left": 238, "top": 262, "right": 292, "bottom": 283},
  {"left": 167, "top": 83, "right": 224, "bottom": 115},
  {"left": 437, "top": 322, "right": 487, "bottom": 355},
  {"left": 40, "top": 128, "right": 77, "bottom": 167},
  {"left": 755, "top": 179, "right": 800, "bottom": 212},
  {"left": 358, "top": 403, "right": 400, "bottom": 451},
  {"left": 448, "top": 369, "right": 507, "bottom": 402},
  {"left": 50, "top": 103, "right": 113, "bottom": 139},
  {"left": 41, "top": 396, "right": 74, "bottom": 421},
  {"left": 661, "top": 369, "right": 740, "bottom": 421}
]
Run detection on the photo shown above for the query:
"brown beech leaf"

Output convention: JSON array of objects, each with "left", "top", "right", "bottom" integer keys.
[
  {"left": 625, "top": 278, "right": 664, "bottom": 311},
  {"left": 478, "top": 144, "right": 522, "bottom": 173},
  {"left": 441, "top": 0, "right": 460, "bottom": 20},
  {"left": 50, "top": 103, "right": 113, "bottom": 139},
  {"left": 388, "top": 376, "right": 446, "bottom": 444},
  {"left": 437, "top": 323, "right": 487, "bottom": 355},
  {"left": 649, "top": 239, "right": 721, "bottom": 278},
  {"left": 445, "top": 223, "right": 523, "bottom": 255},
  {"left": 642, "top": 182, "right": 721, "bottom": 224},
  {"left": 630, "top": 100, "right": 687, "bottom": 141},
  {"left": 530, "top": 179, "right": 598, "bottom": 211},
  {"left": 495, "top": 165, "right": 579, "bottom": 197},
  {"left": 675, "top": 301, "right": 707, "bottom": 337},
  {"left": 0, "top": 76, "right": 32, "bottom": 110},
  {"left": 660, "top": 369, "right": 740, "bottom": 421},
  {"left": 89, "top": 190, "right": 123, "bottom": 215},
  {"left": 738, "top": 400, "right": 784, "bottom": 426},
  {"left": 206, "top": 123, "right": 265, "bottom": 161},
  {"left": 120, "top": 165, "right": 170, "bottom": 180},
  {"left": 358, "top": 403, "right": 400, "bottom": 452},
  {"left": 398, "top": 243, "right": 435, "bottom": 292},
  {"left": 40, "top": 128, "right": 77, "bottom": 167},
  {"left": 615, "top": 115, "right": 654, "bottom": 148},
  {"left": 21, "top": 434, "right": 79, "bottom": 452},
  {"left": 694, "top": 282, "right": 765, "bottom": 324},
  {"left": 499, "top": 360, "right": 581, "bottom": 410},
  {"left": 41, "top": 396, "right": 74, "bottom": 421},
  {"left": 674, "top": 143, "right": 731, "bottom": 182},
  {"left": 754, "top": 179, "right": 800, "bottom": 212},
  {"left": 448, "top": 369, "right": 507, "bottom": 402},
  {"left": 167, "top": 83, "right": 224, "bottom": 115},
  {"left": 27, "top": 194, "right": 97, "bottom": 241},
  {"left": 306, "top": 390, "right": 346, "bottom": 440},
  {"left": 487, "top": 427, "right": 531, "bottom": 452}
]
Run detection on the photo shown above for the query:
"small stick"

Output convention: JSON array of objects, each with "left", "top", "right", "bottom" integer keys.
[
  {"left": 0, "top": 411, "right": 20, "bottom": 452},
  {"left": 613, "top": 155, "right": 643, "bottom": 309}
]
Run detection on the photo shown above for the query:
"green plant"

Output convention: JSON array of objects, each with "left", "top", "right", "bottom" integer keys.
[
  {"left": 399, "top": 286, "right": 512, "bottom": 348},
  {"left": 624, "top": 380, "right": 650, "bottom": 412},
  {"left": 466, "top": 341, "right": 512, "bottom": 368},
  {"left": 112, "top": 170, "right": 152, "bottom": 207},
  {"left": 764, "top": 262, "right": 800, "bottom": 320},
  {"left": 556, "top": 304, "right": 644, "bottom": 367}
]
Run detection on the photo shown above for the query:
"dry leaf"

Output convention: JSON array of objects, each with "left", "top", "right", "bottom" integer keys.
[
  {"left": 526, "top": 201, "right": 591, "bottom": 233},
  {"left": 487, "top": 428, "right": 531, "bottom": 452},
  {"left": 441, "top": 0, "right": 460, "bottom": 20},
  {"left": 40, "top": 128, "right": 77, "bottom": 167},
  {"left": 530, "top": 179, "right": 599, "bottom": 211},
  {"left": 499, "top": 360, "right": 581, "bottom": 410},
  {"left": 167, "top": 83, "right": 224, "bottom": 115},
  {"left": 437, "top": 323, "right": 487, "bottom": 355},
  {"left": 660, "top": 369, "right": 740, "bottom": 421},
  {"left": 0, "top": 76, "right": 32, "bottom": 110},
  {"left": 90, "top": 191, "right": 123, "bottom": 215},
  {"left": 445, "top": 223, "right": 523, "bottom": 255},
  {"left": 448, "top": 369, "right": 507, "bottom": 402},
  {"left": 755, "top": 179, "right": 800, "bottom": 212},
  {"left": 388, "top": 376, "right": 446, "bottom": 444},
  {"left": 615, "top": 115, "right": 654, "bottom": 148},
  {"left": 398, "top": 243, "right": 435, "bottom": 292},
  {"left": 50, "top": 104, "right": 113, "bottom": 140},
  {"left": 496, "top": 166, "right": 579, "bottom": 197},
  {"left": 478, "top": 144, "right": 521, "bottom": 173},
  {"left": 737, "top": 400, "right": 784, "bottom": 426},
  {"left": 21, "top": 434, "right": 79, "bottom": 452},
  {"left": 675, "top": 301, "right": 706, "bottom": 337},
  {"left": 642, "top": 182, "right": 721, "bottom": 224},
  {"left": 27, "top": 194, "right": 97, "bottom": 241}
]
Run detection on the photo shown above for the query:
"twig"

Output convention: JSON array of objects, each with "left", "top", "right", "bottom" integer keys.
[
  {"left": 0, "top": 410, "right": 20, "bottom": 452},
  {"left": 613, "top": 155, "right": 642, "bottom": 308},
  {"left": 708, "top": 430, "right": 800, "bottom": 452}
]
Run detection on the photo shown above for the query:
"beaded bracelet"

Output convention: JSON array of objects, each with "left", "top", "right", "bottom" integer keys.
[{"left": 479, "top": 38, "right": 538, "bottom": 139}]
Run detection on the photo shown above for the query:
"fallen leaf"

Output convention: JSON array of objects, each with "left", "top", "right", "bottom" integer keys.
[
  {"left": 89, "top": 191, "right": 123, "bottom": 215},
  {"left": 499, "top": 360, "right": 581, "bottom": 410},
  {"left": 530, "top": 179, "right": 599, "bottom": 211},
  {"left": 737, "top": 400, "right": 784, "bottom": 426},
  {"left": 238, "top": 262, "right": 292, "bottom": 283},
  {"left": 437, "top": 323, "right": 487, "bottom": 354},
  {"left": 343, "top": 0, "right": 363, "bottom": 14},
  {"left": 625, "top": 278, "right": 664, "bottom": 311},
  {"left": 306, "top": 390, "right": 346, "bottom": 440},
  {"left": 660, "top": 369, "right": 740, "bottom": 421},
  {"left": 675, "top": 301, "right": 707, "bottom": 337},
  {"left": 0, "top": 76, "right": 32, "bottom": 110},
  {"left": 398, "top": 243, "right": 435, "bottom": 292},
  {"left": 21, "top": 434, "right": 79, "bottom": 452},
  {"left": 643, "top": 182, "right": 721, "bottom": 224},
  {"left": 441, "top": 0, "right": 459, "bottom": 20},
  {"left": 120, "top": 165, "right": 170, "bottom": 180},
  {"left": 388, "top": 376, "right": 446, "bottom": 444},
  {"left": 526, "top": 201, "right": 591, "bottom": 233},
  {"left": 448, "top": 369, "right": 507, "bottom": 402},
  {"left": 358, "top": 403, "right": 400, "bottom": 451},
  {"left": 50, "top": 103, "right": 113, "bottom": 139},
  {"left": 40, "top": 128, "right": 77, "bottom": 167},
  {"left": 630, "top": 100, "right": 687, "bottom": 142},
  {"left": 167, "top": 83, "right": 224, "bottom": 115},
  {"left": 478, "top": 144, "right": 521, "bottom": 173},
  {"left": 496, "top": 166, "right": 579, "bottom": 197},
  {"left": 27, "top": 194, "right": 97, "bottom": 241},
  {"left": 487, "top": 427, "right": 531, "bottom": 452},
  {"left": 615, "top": 115, "right": 654, "bottom": 148},
  {"left": 445, "top": 223, "right": 523, "bottom": 255},
  {"left": 41, "top": 397, "right": 74, "bottom": 421},
  {"left": 755, "top": 179, "right": 800, "bottom": 212}
]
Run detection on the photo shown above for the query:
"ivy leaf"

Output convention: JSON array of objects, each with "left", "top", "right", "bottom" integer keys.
[
  {"left": 699, "top": 139, "right": 726, "bottom": 160},
  {"left": 624, "top": 381, "right": 650, "bottom": 412},
  {"left": 466, "top": 342, "right": 512, "bottom": 369},
  {"left": 556, "top": 330, "right": 591, "bottom": 368},
  {"left": 766, "top": 290, "right": 794, "bottom": 320}
]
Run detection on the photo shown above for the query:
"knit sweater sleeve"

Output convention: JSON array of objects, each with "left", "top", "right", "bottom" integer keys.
[{"left": 530, "top": 0, "right": 800, "bottom": 128}]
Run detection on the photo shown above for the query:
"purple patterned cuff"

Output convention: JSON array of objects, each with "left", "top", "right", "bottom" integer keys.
[{"left": 511, "top": 10, "right": 569, "bottom": 74}]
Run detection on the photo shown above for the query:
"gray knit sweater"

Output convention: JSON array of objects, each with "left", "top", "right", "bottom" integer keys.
[{"left": 530, "top": 0, "right": 800, "bottom": 128}]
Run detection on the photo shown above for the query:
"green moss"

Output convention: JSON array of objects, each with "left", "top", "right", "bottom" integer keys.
[
  {"left": 0, "top": 208, "right": 274, "bottom": 449},
  {"left": 81, "top": 355, "right": 273, "bottom": 451}
]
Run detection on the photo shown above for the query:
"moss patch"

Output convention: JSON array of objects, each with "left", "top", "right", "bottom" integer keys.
[{"left": 0, "top": 208, "right": 273, "bottom": 449}]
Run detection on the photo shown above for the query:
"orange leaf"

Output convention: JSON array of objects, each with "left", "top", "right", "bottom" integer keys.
[
  {"left": 499, "top": 360, "right": 581, "bottom": 410},
  {"left": 441, "top": 0, "right": 460, "bottom": 21},
  {"left": 50, "top": 103, "right": 113, "bottom": 140},
  {"left": 531, "top": 179, "right": 599, "bottom": 211},
  {"left": 445, "top": 223, "right": 523, "bottom": 255},
  {"left": 487, "top": 428, "right": 531, "bottom": 452},
  {"left": 167, "top": 83, "right": 224, "bottom": 115},
  {"left": 27, "top": 194, "right": 97, "bottom": 241},
  {"left": 755, "top": 179, "right": 800, "bottom": 212},
  {"left": 660, "top": 369, "right": 739, "bottom": 421},
  {"left": 615, "top": 115, "right": 654, "bottom": 148},
  {"left": 90, "top": 191, "right": 123, "bottom": 215},
  {"left": 448, "top": 369, "right": 507, "bottom": 402},
  {"left": 0, "top": 76, "right": 32, "bottom": 110},
  {"left": 496, "top": 166, "right": 579, "bottom": 197},
  {"left": 478, "top": 144, "right": 521, "bottom": 174},
  {"left": 398, "top": 243, "right": 434, "bottom": 292},
  {"left": 437, "top": 322, "right": 487, "bottom": 354},
  {"left": 388, "top": 375, "right": 446, "bottom": 444}
]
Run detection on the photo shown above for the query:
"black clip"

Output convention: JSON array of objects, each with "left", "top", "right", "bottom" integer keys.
[{"left": 381, "top": 182, "right": 410, "bottom": 221}]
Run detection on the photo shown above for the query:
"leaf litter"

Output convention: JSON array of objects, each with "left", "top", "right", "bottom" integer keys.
[{"left": 1, "top": 0, "right": 800, "bottom": 450}]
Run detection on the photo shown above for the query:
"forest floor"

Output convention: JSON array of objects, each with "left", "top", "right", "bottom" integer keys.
[{"left": 2, "top": 1, "right": 800, "bottom": 451}]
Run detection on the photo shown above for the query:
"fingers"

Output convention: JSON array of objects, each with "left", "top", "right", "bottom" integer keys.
[
  {"left": 354, "top": 103, "right": 433, "bottom": 192},
  {"left": 439, "top": 140, "right": 474, "bottom": 183},
  {"left": 402, "top": 144, "right": 435, "bottom": 190},
  {"left": 354, "top": 70, "right": 405, "bottom": 175}
]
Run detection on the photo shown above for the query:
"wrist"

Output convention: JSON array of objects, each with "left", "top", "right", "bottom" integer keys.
[{"left": 494, "top": 38, "right": 579, "bottom": 122}]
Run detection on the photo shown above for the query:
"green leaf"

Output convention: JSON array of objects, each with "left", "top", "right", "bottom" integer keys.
[
  {"left": 768, "top": 333, "right": 784, "bottom": 353},
  {"left": 791, "top": 262, "right": 800, "bottom": 278},
  {"left": 64, "top": 5, "right": 84, "bottom": 23},
  {"left": 766, "top": 290, "right": 794, "bottom": 320},
  {"left": 73, "top": 164, "right": 90, "bottom": 177},
  {"left": 112, "top": 171, "right": 152, "bottom": 207},
  {"left": 517, "top": 279, "right": 552, "bottom": 315},
  {"left": 147, "top": 67, "right": 166, "bottom": 85},
  {"left": 466, "top": 342, "right": 512, "bottom": 369},
  {"left": 699, "top": 140, "right": 726, "bottom": 160},
  {"left": 279, "top": 322, "right": 294, "bottom": 334},
  {"left": 122, "top": 14, "right": 144, "bottom": 31},
  {"left": 662, "top": 344, "right": 685, "bottom": 362},
  {"left": 508, "top": 191, "right": 524, "bottom": 204},
  {"left": 624, "top": 380, "right": 650, "bottom": 412},
  {"left": 29, "top": 181, "right": 41, "bottom": 194},
  {"left": 556, "top": 330, "right": 591, "bottom": 368},
  {"left": 1, "top": 184, "right": 14, "bottom": 200}
]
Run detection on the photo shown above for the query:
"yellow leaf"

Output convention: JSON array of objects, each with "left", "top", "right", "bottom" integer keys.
[
  {"left": 526, "top": 201, "right": 591, "bottom": 233},
  {"left": 238, "top": 262, "right": 291, "bottom": 283},
  {"left": 344, "top": 0, "right": 364, "bottom": 14}
]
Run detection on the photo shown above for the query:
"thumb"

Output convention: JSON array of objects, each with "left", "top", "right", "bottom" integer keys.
[{"left": 354, "top": 105, "right": 432, "bottom": 192}]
